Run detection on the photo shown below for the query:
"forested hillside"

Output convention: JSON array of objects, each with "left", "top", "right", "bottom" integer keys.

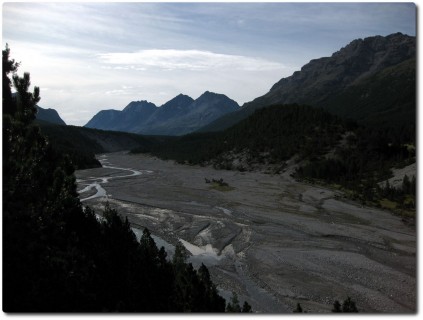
[
  {"left": 37, "top": 121, "right": 158, "bottom": 169},
  {"left": 295, "top": 124, "right": 415, "bottom": 215},
  {"left": 3, "top": 46, "right": 252, "bottom": 312},
  {"left": 35, "top": 120, "right": 103, "bottom": 169},
  {"left": 321, "top": 58, "right": 415, "bottom": 128},
  {"left": 133, "top": 104, "right": 347, "bottom": 166}
]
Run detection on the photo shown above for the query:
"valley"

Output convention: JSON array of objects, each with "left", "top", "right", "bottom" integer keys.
[
  {"left": 4, "top": 3, "right": 416, "bottom": 313},
  {"left": 76, "top": 152, "right": 416, "bottom": 313}
]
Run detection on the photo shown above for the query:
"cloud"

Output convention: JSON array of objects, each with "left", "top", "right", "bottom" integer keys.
[
  {"left": 97, "top": 49, "right": 286, "bottom": 72},
  {"left": 3, "top": 2, "right": 415, "bottom": 126},
  {"left": 105, "top": 86, "right": 139, "bottom": 96}
]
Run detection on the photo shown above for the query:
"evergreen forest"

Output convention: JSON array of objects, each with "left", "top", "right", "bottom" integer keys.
[{"left": 36, "top": 120, "right": 158, "bottom": 170}]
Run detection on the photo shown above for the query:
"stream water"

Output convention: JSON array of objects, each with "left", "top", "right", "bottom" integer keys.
[
  {"left": 75, "top": 154, "right": 297, "bottom": 312},
  {"left": 77, "top": 155, "right": 176, "bottom": 251},
  {"left": 77, "top": 154, "right": 223, "bottom": 265},
  {"left": 78, "top": 155, "right": 149, "bottom": 202}
]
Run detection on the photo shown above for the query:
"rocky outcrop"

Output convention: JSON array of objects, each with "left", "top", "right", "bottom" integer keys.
[{"left": 252, "top": 32, "right": 415, "bottom": 108}]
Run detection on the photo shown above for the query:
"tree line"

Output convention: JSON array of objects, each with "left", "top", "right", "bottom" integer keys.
[{"left": 132, "top": 104, "right": 347, "bottom": 167}]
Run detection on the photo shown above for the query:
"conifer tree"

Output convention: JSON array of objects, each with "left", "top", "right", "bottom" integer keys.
[
  {"left": 332, "top": 297, "right": 358, "bottom": 313},
  {"left": 2, "top": 44, "right": 19, "bottom": 115},
  {"left": 226, "top": 292, "right": 242, "bottom": 312},
  {"left": 293, "top": 303, "right": 303, "bottom": 313},
  {"left": 332, "top": 300, "right": 342, "bottom": 312},
  {"left": 342, "top": 297, "right": 358, "bottom": 312},
  {"left": 242, "top": 301, "right": 253, "bottom": 313}
]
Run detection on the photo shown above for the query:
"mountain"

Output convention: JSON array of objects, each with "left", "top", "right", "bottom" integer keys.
[
  {"left": 200, "top": 33, "right": 416, "bottom": 132},
  {"left": 118, "top": 100, "right": 157, "bottom": 132},
  {"left": 144, "top": 94, "right": 195, "bottom": 125},
  {"left": 84, "top": 109, "right": 122, "bottom": 131},
  {"left": 321, "top": 57, "right": 415, "bottom": 127},
  {"left": 85, "top": 100, "right": 157, "bottom": 132},
  {"left": 137, "top": 94, "right": 195, "bottom": 134},
  {"left": 36, "top": 106, "right": 66, "bottom": 125},
  {"left": 139, "top": 91, "right": 239, "bottom": 136},
  {"left": 85, "top": 91, "right": 239, "bottom": 136}
]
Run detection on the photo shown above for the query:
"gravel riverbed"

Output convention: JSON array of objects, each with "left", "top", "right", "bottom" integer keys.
[{"left": 76, "top": 151, "right": 416, "bottom": 313}]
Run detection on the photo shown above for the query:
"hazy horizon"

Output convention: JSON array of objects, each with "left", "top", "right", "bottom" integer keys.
[{"left": 2, "top": 2, "right": 416, "bottom": 126}]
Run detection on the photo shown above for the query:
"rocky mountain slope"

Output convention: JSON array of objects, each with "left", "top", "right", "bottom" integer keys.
[
  {"left": 84, "top": 100, "right": 156, "bottom": 132},
  {"left": 85, "top": 91, "right": 239, "bottom": 136},
  {"left": 36, "top": 106, "right": 66, "bottom": 125},
  {"left": 200, "top": 32, "right": 415, "bottom": 132}
]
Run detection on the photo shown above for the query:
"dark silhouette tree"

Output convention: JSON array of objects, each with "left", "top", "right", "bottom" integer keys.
[
  {"left": 332, "top": 300, "right": 342, "bottom": 313},
  {"left": 332, "top": 297, "right": 358, "bottom": 313},
  {"left": 294, "top": 303, "right": 303, "bottom": 313},
  {"left": 242, "top": 301, "right": 253, "bottom": 313},
  {"left": 226, "top": 292, "right": 241, "bottom": 312},
  {"left": 2, "top": 44, "right": 19, "bottom": 115},
  {"left": 342, "top": 297, "right": 358, "bottom": 312},
  {"left": 13, "top": 71, "right": 40, "bottom": 124}
]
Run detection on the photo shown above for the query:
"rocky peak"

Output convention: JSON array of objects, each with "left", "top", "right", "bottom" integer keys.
[
  {"left": 123, "top": 100, "right": 157, "bottom": 112},
  {"left": 160, "top": 94, "right": 194, "bottom": 109},
  {"left": 267, "top": 33, "right": 415, "bottom": 102},
  {"left": 197, "top": 91, "right": 229, "bottom": 103},
  {"left": 36, "top": 106, "right": 66, "bottom": 125},
  {"left": 332, "top": 33, "right": 414, "bottom": 67},
  {"left": 194, "top": 91, "right": 239, "bottom": 110}
]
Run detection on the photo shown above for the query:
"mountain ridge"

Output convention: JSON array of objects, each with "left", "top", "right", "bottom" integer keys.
[
  {"left": 85, "top": 91, "right": 240, "bottom": 135},
  {"left": 263, "top": 32, "right": 415, "bottom": 105},
  {"left": 199, "top": 32, "right": 415, "bottom": 132}
]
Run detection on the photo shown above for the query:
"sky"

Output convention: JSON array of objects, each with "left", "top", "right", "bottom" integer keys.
[{"left": 2, "top": 1, "right": 417, "bottom": 126}]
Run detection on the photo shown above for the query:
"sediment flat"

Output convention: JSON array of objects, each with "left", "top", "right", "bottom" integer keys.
[{"left": 76, "top": 151, "right": 416, "bottom": 313}]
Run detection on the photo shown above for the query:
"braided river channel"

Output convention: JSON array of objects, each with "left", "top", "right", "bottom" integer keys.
[{"left": 76, "top": 151, "right": 416, "bottom": 313}]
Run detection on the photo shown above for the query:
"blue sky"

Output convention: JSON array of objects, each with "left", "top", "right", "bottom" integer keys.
[{"left": 2, "top": 2, "right": 416, "bottom": 126}]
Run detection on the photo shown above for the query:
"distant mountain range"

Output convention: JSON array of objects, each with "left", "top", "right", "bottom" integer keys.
[
  {"left": 39, "top": 32, "right": 415, "bottom": 172},
  {"left": 36, "top": 106, "right": 66, "bottom": 125},
  {"left": 84, "top": 33, "right": 414, "bottom": 136},
  {"left": 200, "top": 32, "right": 415, "bottom": 132},
  {"left": 85, "top": 91, "right": 240, "bottom": 136}
]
